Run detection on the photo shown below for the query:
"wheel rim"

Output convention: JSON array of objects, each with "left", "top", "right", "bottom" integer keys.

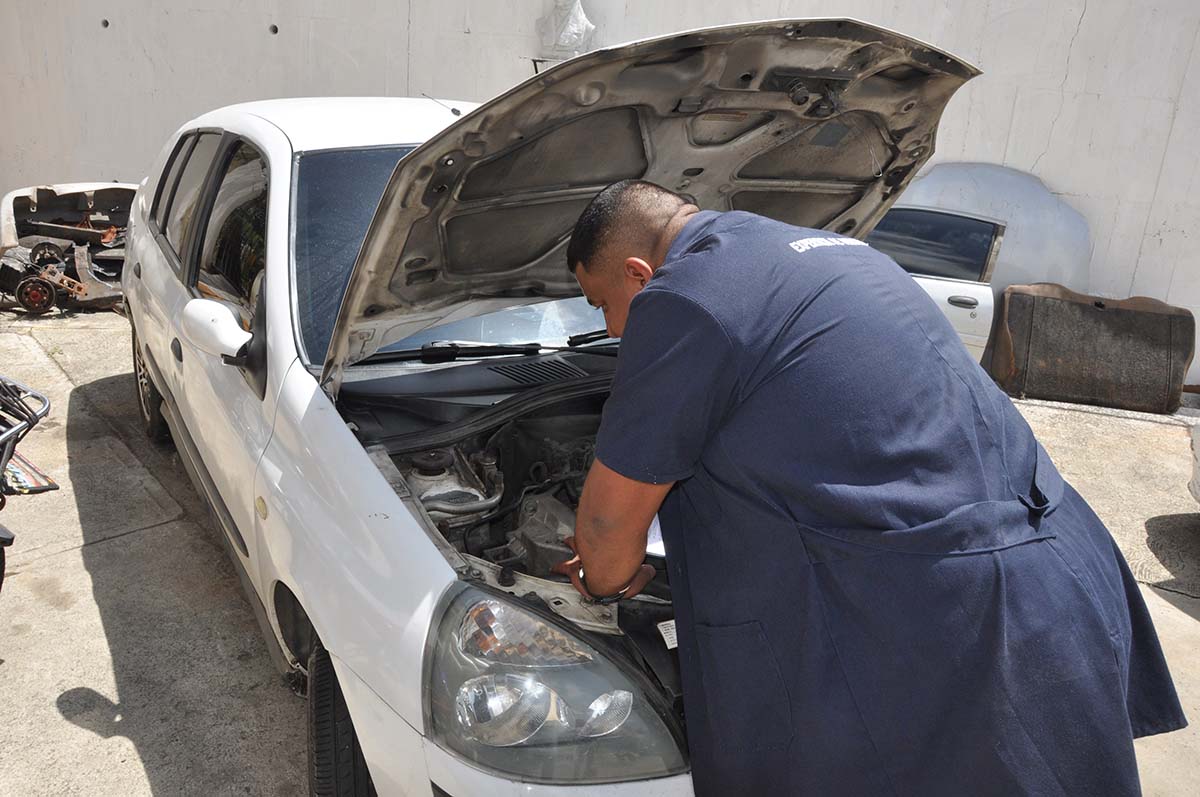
[
  {"left": 29, "top": 242, "right": 64, "bottom": 268},
  {"left": 133, "top": 337, "right": 152, "bottom": 421},
  {"left": 16, "top": 279, "right": 55, "bottom": 313}
]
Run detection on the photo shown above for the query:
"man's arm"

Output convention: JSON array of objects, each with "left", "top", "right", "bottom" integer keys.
[{"left": 573, "top": 457, "right": 674, "bottom": 596}]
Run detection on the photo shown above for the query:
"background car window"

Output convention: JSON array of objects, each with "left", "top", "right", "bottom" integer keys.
[
  {"left": 152, "top": 134, "right": 192, "bottom": 230},
  {"left": 293, "top": 145, "right": 413, "bottom": 361},
  {"left": 195, "top": 142, "right": 268, "bottom": 321},
  {"left": 865, "top": 208, "right": 1000, "bottom": 282},
  {"left": 165, "top": 132, "right": 221, "bottom": 256}
]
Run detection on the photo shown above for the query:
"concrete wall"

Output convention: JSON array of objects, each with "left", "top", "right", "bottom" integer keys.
[{"left": 2, "top": 0, "right": 1198, "bottom": 381}]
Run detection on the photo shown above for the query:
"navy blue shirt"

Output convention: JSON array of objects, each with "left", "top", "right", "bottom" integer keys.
[{"left": 595, "top": 211, "right": 1185, "bottom": 795}]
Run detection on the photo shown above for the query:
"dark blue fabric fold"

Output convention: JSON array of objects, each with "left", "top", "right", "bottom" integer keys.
[{"left": 596, "top": 211, "right": 1185, "bottom": 796}]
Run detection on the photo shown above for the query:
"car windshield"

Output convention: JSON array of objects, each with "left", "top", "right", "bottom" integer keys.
[
  {"left": 293, "top": 146, "right": 605, "bottom": 364},
  {"left": 292, "top": 145, "right": 415, "bottom": 362},
  {"left": 375, "top": 296, "right": 605, "bottom": 353}
]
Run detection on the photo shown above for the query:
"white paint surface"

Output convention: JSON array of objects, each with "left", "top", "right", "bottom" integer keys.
[{"left": 2, "top": 1, "right": 1198, "bottom": 381}]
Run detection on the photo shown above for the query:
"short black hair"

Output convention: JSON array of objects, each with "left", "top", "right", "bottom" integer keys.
[{"left": 566, "top": 179, "right": 689, "bottom": 272}]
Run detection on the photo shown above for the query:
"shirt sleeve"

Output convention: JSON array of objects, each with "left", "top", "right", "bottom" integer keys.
[{"left": 595, "top": 287, "right": 740, "bottom": 484}]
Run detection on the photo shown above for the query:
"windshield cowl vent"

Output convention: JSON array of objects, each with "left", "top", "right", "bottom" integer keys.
[{"left": 489, "top": 357, "right": 589, "bottom": 385}]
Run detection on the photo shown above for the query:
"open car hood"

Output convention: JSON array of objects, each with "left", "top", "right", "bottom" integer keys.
[{"left": 322, "top": 18, "right": 978, "bottom": 393}]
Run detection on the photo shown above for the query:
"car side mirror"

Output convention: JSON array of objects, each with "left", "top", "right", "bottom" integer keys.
[{"left": 180, "top": 298, "right": 253, "bottom": 365}]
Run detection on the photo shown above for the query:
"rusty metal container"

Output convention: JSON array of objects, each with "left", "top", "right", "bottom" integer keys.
[{"left": 988, "top": 283, "right": 1195, "bottom": 414}]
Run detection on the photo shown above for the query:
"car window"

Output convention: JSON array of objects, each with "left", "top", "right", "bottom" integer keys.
[
  {"left": 865, "top": 208, "right": 1000, "bottom": 282},
  {"left": 165, "top": 132, "right": 221, "bottom": 257},
  {"left": 293, "top": 145, "right": 413, "bottom": 362},
  {"left": 152, "top": 134, "right": 192, "bottom": 230},
  {"left": 195, "top": 141, "right": 268, "bottom": 323}
]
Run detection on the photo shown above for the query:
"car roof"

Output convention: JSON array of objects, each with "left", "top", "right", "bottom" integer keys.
[{"left": 189, "top": 97, "right": 480, "bottom": 153}]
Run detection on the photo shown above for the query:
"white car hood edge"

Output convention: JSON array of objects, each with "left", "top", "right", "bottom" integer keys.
[{"left": 321, "top": 18, "right": 979, "bottom": 396}]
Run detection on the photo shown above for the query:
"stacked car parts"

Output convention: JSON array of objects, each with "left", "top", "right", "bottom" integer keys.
[{"left": 0, "top": 183, "right": 136, "bottom": 314}]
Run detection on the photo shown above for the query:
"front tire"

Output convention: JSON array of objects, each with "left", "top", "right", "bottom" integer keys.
[
  {"left": 130, "top": 327, "right": 170, "bottom": 442},
  {"left": 308, "top": 643, "right": 376, "bottom": 797}
]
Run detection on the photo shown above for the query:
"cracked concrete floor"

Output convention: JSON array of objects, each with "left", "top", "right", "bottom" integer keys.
[{"left": 0, "top": 310, "right": 1197, "bottom": 795}]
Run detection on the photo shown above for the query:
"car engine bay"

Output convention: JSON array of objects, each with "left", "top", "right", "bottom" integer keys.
[
  {"left": 354, "top": 387, "right": 683, "bottom": 712},
  {"left": 394, "top": 408, "right": 605, "bottom": 581}
]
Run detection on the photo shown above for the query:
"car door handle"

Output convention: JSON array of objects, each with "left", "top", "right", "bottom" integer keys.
[
  {"left": 948, "top": 295, "right": 978, "bottom": 309},
  {"left": 170, "top": 338, "right": 183, "bottom": 362},
  {"left": 132, "top": 261, "right": 141, "bottom": 279}
]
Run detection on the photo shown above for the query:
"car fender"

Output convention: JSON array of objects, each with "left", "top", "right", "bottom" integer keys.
[{"left": 253, "top": 360, "right": 458, "bottom": 729}]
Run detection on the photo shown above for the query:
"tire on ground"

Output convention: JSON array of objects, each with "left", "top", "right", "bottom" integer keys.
[
  {"left": 130, "top": 326, "right": 171, "bottom": 442},
  {"left": 308, "top": 642, "right": 377, "bottom": 797}
]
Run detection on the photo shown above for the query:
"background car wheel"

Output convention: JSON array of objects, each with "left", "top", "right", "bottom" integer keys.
[
  {"left": 308, "top": 643, "right": 376, "bottom": 797},
  {"left": 28, "top": 241, "right": 65, "bottom": 268},
  {"left": 130, "top": 327, "right": 171, "bottom": 442},
  {"left": 15, "top": 277, "right": 56, "bottom": 314}
]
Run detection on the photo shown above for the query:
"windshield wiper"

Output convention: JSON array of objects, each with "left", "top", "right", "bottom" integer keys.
[
  {"left": 362, "top": 338, "right": 618, "bottom": 365},
  {"left": 363, "top": 342, "right": 542, "bottom": 364},
  {"left": 566, "top": 328, "right": 614, "bottom": 346}
]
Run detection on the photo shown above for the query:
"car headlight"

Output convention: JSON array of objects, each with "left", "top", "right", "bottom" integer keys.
[{"left": 426, "top": 586, "right": 687, "bottom": 783}]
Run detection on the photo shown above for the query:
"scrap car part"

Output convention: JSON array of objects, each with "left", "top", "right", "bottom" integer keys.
[
  {"left": 0, "top": 183, "right": 132, "bottom": 314},
  {"left": 70, "top": 246, "right": 121, "bottom": 305},
  {"left": 14, "top": 249, "right": 123, "bottom": 312},
  {"left": 1, "top": 183, "right": 136, "bottom": 257},
  {"left": 990, "top": 283, "right": 1196, "bottom": 414},
  {"left": 28, "top": 240, "right": 65, "bottom": 268},
  {"left": 14, "top": 276, "right": 55, "bottom": 314}
]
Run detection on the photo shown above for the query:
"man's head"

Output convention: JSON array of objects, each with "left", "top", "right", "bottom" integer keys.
[{"left": 566, "top": 179, "right": 698, "bottom": 337}]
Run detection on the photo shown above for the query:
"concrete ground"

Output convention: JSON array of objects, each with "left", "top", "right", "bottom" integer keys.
[
  {"left": 0, "top": 309, "right": 1197, "bottom": 795},
  {"left": 0, "top": 311, "right": 305, "bottom": 796}
]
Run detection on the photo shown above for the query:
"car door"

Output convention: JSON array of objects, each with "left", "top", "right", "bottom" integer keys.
[
  {"left": 132, "top": 131, "right": 224, "bottom": 390},
  {"left": 864, "top": 207, "right": 1003, "bottom": 363},
  {"left": 168, "top": 135, "right": 272, "bottom": 565}
]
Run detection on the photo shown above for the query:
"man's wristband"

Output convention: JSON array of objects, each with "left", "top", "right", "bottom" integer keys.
[{"left": 578, "top": 566, "right": 633, "bottom": 605}]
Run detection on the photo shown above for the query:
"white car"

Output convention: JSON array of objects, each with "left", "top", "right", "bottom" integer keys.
[{"left": 122, "top": 20, "right": 977, "bottom": 796}]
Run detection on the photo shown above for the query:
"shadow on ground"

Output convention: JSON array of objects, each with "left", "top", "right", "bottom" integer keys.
[
  {"left": 1146, "top": 512, "right": 1200, "bottom": 603},
  {"left": 53, "top": 370, "right": 304, "bottom": 794}
]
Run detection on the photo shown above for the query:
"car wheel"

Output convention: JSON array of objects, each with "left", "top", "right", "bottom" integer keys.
[
  {"left": 15, "top": 276, "right": 57, "bottom": 314},
  {"left": 29, "top": 241, "right": 65, "bottom": 268},
  {"left": 130, "top": 327, "right": 171, "bottom": 442},
  {"left": 308, "top": 643, "right": 376, "bottom": 797}
]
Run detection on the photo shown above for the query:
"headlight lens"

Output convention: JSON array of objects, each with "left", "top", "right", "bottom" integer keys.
[{"left": 427, "top": 587, "right": 687, "bottom": 783}]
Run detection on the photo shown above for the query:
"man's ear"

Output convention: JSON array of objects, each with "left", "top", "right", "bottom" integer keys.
[{"left": 623, "top": 257, "right": 654, "bottom": 287}]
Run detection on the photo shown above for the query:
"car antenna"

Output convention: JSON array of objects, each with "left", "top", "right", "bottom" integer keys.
[{"left": 421, "top": 93, "right": 462, "bottom": 116}]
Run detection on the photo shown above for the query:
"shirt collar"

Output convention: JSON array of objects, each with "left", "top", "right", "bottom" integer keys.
[{"left": 662, "top": 210, "right": 723, "bottom": 265}]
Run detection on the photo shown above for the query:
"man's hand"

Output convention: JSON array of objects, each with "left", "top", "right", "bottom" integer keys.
[
  {"left": 561, "top": 457, "right": 673, "bottom": 597},
  {"left": 551, "top": 536, "right": 657, "bottom": 602}
]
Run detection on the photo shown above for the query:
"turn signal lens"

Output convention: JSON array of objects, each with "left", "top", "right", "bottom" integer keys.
[
  {"left": 580, "top": 690, "right": 633, "bottom": 738},
  {"left": 458, "top": 599, "right": 592, "bottom": 667}
]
